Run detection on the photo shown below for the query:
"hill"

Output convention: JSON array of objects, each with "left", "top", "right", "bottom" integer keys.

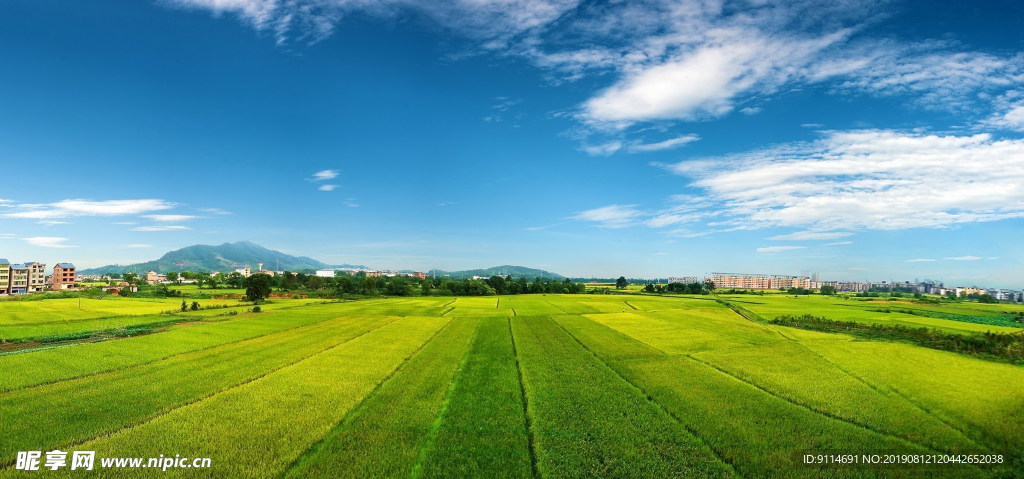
[
  {"left": 80, "top": 241, "right": 365, "bottom": 275},
  {"left": 427, "top": 265, "right": 564, "bottom": 279}
]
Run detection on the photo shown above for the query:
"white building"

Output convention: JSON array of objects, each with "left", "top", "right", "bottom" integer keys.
[{"left": 315, "top": 269, "right": 336, "bottom": 278}]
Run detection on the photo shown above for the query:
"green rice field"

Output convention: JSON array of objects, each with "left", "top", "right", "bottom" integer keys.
[{"left": 1, "top": 294, "right": 1021, "bottom": 477}]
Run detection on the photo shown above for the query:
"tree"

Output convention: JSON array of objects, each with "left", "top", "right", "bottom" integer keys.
[
  {"left": 123, "top": 273, "right": 139, "bottom": 285},
  {"left": 190, "top": 301, "right": 200, "bottom": 311},
  {"left": 703, "top": 280, "right": 716, "bottom": 294},
  {"left": 820, "top": 285, "right": 837, "bottom": 295},
  {"left": 615, "top": 276, "right": 628, "bottom": 289},
  {"left": 226, "top": 272, "right": 245, "bottom": 289},
  {"left": 167, "top": 272, "right": 180, "bottom": 283},
  {"left": 245, "top": 273, "right": 273, "bottom": 303},
  {"left": 180, "top": 300, "right": 187, "bottom": 312}
]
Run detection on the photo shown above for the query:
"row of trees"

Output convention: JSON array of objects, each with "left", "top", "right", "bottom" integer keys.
[{"left": 642, "top": 281, "right": 717, "bottom": 294}]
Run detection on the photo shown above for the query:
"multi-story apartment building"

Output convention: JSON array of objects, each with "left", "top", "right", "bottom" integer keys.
[
  {"left": 25, "top": 262, "right": 47, "bottom": 292},
  {"left": 145, "top": 271, "right": 167, "bottom": 285},
  {"left": 52, "top": 263, "right": 77, "bottom": 290},
  {"left": 709, "top": 273, "right": 813, "bottom": 290},
  {"left": 0, "top": 259, "right": 10, "bottom": 294},
  {"left": 8, "top": 263, "right": 29, "bottom": 294}
]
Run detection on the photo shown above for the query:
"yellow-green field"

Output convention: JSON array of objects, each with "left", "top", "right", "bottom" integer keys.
[{"left": 0, "top": 294, "right": 1020, "bottom": 477}]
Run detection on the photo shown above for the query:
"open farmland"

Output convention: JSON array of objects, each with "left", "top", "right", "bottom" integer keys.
[{"left": 1, "top": 294, "right": 1021, "bottom": 478}]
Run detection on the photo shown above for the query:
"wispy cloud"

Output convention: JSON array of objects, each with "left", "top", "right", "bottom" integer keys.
[
  {"left": 311, "top": 169, "right": 339, "bottom": 181},
  {"left": 769, "top": 231, "right": 852, "bottom": 241},
  {"left": 823, "top": 241, "right": 854, "bottom": 245},
  {"left": 572, "top": 204, "right": 644, "bottom": 229},
  {"left": 343, "top": 198, "right": 359, "bottom": 207},
  {"left": 3, "top": 199, "right": 174, "bottom": 219},
  {"left": 37, "top": 220, "right": 68, "bottom": 226},
  {"left": 523, "top": 224, "right": 559, "bottom": 231},
  {"left": 945, "top": 255, "right": 983, "bottom": 261},
  {"left": 23, "top": 237, "right": 76, "bottom": 248},
  {"left": 199, "top": 207, "right": 233, "bottom": 215},
  {"left": 905, "top": 258, "right": 936, "bottom": 262},
  {"left": 627, "top": 134, "right": 700, "bottom": 153},
  {"left": 756, "top": 245, "right": 807, "bottom": 253},
  {"left": 318, "top": 184, "right": 339, "bottom": 192},
  {"left": 580, "top": 141, "right": 622, "bottom": 156},
  {"left": 131, "top": 225, "right": 191, "bottom": 232},
  {"left": 661, "top": 130, "right": 1024, "bottom": 232},
  {"left": 143, "top": 214, "right": 197, "bottom": 222}
]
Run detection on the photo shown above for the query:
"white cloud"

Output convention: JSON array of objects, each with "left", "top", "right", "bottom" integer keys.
[
  {"left": 523, "top": 224, "right": 558, "bottom": 231},
  {"left": 343, "top": 198, "right": 359, "bottom": 207},
  {"left": 756, "top": 245, "right": 806, "bottom": 253},
  {"left": 627, "top": 134, "right": 700, "bottom": 153},
  {"left": 822, "top": 241, "right": 853, "bottom": 245},
  {"left": 572, "top": 204, "right": 644, "bottom": 229},
  {"left": 131, "top": 225, "right": 192, "bottom": 232},
  {"left": 126, "top": 244, "right": 153, "bottom": 248},
  {"left": 580, "top": 141, "right": 622, "bottom": 156},
  {"left": 23, "top": 237, "right": 76, "bottom": 248},
  {"left": 905, "top": 258, "right": 936, "bottom": 262},
  {"left": 318, "top": 184, "right": 339, "bottom": 192},
  {"left": 739, "top": 107, "right": 762, "bottom": 115},
  {"left": 37, "top": 220, "right": 68, "bottom": 226},
  {"left": 663, "top": 130, "right": 1024, "bottom": 231},
  {"left": 801, "top": 123, "right": 825, "bottom": 128},
  {"left": 945, "top": 255, "right": 983, "bottom": 261},
  {"left": 143, "top": 214, "right": 198, "bottom": 222},
  {"left": 768, "top": 231, "right": 852, "bottom": 241},
  {"left": 3, "top": 199, "right": 174, "bottom": 219},
  {"left": 311, "top": 169, "right": 339, "bottom": 181}
]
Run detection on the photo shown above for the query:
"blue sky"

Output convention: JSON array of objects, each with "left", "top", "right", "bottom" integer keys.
[{"left": 1, "top": 0, "right": 1022, "bottom": 287}]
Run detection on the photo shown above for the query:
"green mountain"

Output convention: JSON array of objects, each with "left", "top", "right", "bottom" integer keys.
[
  {"left": 81, "top": 241, "right": 365, "bottom": 275},
  {"left": 428, "top": 265, "right": 564, "bottom": 279}
]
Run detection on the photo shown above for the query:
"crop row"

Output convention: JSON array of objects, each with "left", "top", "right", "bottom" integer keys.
[
  {"left": 510, "top": 315, "right": 732, "bottom": 478},
  {"left": 551, "top": 315, "right": 988, "bottom": 478},
  {"left": 0, "top": 314, "right": 396, "bottom": 463},
  {"left": 24, "top": 316, "right": 450, "bottom": 478},
  {"left": 415, "top": 316, "right": 533, "bottom": 478},
  {"left": 0, "top": 303, "right": 358, "bottom": 392},
  {"left": 285, "top": 316, "right": 479, "bottom": 478}
]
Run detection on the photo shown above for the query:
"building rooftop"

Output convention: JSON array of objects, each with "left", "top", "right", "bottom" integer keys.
[
  {"left": 57, "top": 263, "right": 76, "bottom": 269},
  {"left": 0, "top": 258, "right": 9, "bottom": 265}
]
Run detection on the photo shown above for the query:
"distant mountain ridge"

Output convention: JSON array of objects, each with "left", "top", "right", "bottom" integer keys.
[
  {"left": 80, "top": 241, "right": 366, "bottom": 275},
  {"left": 428, "top": 265, "right": 563, "bottom": 279}
]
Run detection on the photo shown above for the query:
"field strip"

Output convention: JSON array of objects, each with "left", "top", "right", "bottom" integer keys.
[
  {"left": 15, "top": 317, "right": 451, "bottom": 478},
  {"left": 0, "top": 315, "right": 402, "bottom": 467},
  {"left": 552, "top": 315, "right": 982, "bottom": 477},
  {"left": 408, "top": 319, "right": 481, "bottom": 478},
  {"left": 781, "top": 334, "right": 989, "bottom": 452},
  {"left": 281, "top": 317, "right": 471, "bottom": 478},
  {"left": 413, "top": 316, "right": 534, "bottom": 479},
  {"left": 0, "top": 306, "right": 354, "bottom": 393},
  {"left": 684, "top": 354, "right": 950, "bottom": 455},
  {"left": 508, "top": 316, "right": 540, "bottom": 479},
  {"left": 511, "top": 316, "right": 734, "bottom": 478},
  {"left": 550, "top": 316, "right": 739, "bottom": 477}
]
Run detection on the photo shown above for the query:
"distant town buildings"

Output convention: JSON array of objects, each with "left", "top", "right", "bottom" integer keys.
[
  {"left": 668, "top": 276, "right": 700, "bottom": 284},
  {"left": 708, "top": 273, "right": 813, "bottom": 290},
  {"left": 145, "top": 271, "right": 167, "bottom": 285},
  {"left": 234, "top": 267, "right": 251, "bottom": 278},
  {"left": 315, "top": 269, "right": 336, "bottom": 278}
]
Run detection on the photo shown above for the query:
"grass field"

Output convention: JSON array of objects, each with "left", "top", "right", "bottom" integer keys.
[{"left": 0, "top": 294, "right": 1020, "bottom": 477}]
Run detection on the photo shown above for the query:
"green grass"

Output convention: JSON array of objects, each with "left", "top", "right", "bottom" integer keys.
[
  {"left": 416, "top": 317, "right": 534, "bottom": 478},
  {"left": 0, "top": 314, "right": 396, "bottom": 463},
  {"left": 511, "top": 315, "right": 733, "bottom": 478},
  {"left": 0, "top": 293, "right": 1021, "bottom": 478},
  {"left": 283, "top": 316, "right": 479, "bottom": 478},
  {"left": 43, "top": 317, "right": 450, "bottom": 478}
]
